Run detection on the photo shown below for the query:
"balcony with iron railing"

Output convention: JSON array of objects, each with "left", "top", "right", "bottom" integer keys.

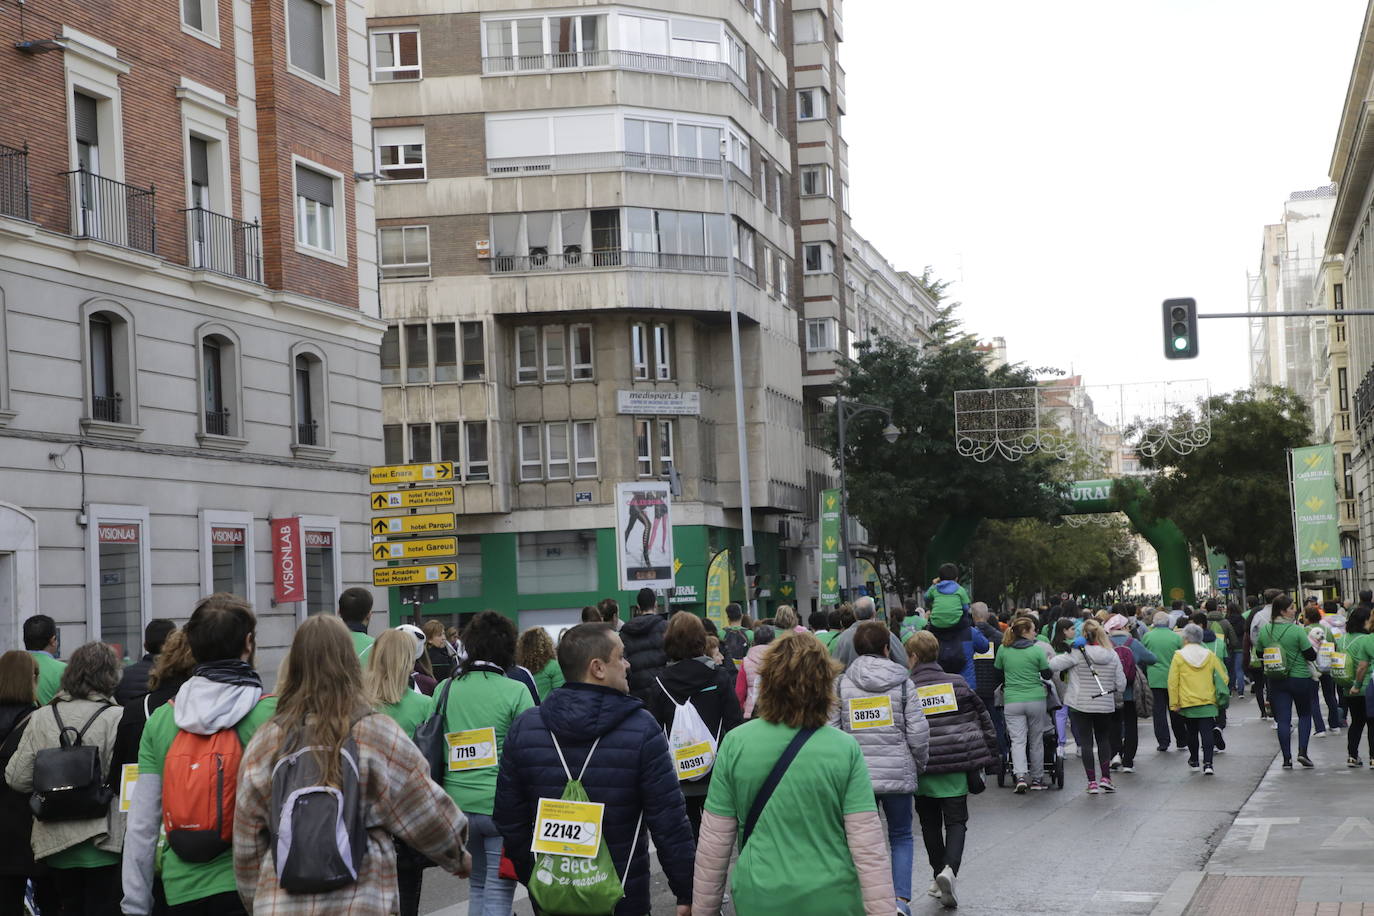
[
  {"left": 487, "top": 150, "right": 754, "bottom": 194},
  {"left": 183, "top": 207, "right": 263, "bottom": 283},
  {"left": 0, "top": 142, "right": 30, "bottom": 221},
  {"left": 205, "top": 407, "right": 231, "bottom": 437},
  {"left": 92, "top": 393, "right": 122, "bottom": 423},
  {"left": 297, "top": 419, "right": 318, "bottom": 446},
  {"left": 64, "top": 169, "right": 157, "bottom": 254},
  {"left": 482, "top": 48, "right": 748, "bottom": 95}
]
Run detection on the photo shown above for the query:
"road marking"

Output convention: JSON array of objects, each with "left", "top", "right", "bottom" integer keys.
[
  {"left": 1234, "top": 817, "right": 1300, "bottom": 851},
  {"left": 1321, "top": 817, "right": 1374, "bottom": 849}
]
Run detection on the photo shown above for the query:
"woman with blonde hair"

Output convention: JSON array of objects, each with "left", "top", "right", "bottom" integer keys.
[
  {"left": 773, "top": 604, "right": 804, "bottom": 633},
  {"left": 515, "top": 626, "right": 563, "bottom": 703},
  {"left": 996, "top": 616, "right": 1052, "bottom": 792},
  {"left": 234, "top": 616, "right": 470, "bottom": 913},
  {"left": 694, "top": 632, "right": 894, "bottom": 915},
  {"left": 1050, "top": 618, "right": 1127, "bottom": 794}
]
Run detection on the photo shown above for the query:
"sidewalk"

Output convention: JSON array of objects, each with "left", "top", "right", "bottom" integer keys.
[{"left": 1154, "top": 716, "right": 1374, "bottom": 916}]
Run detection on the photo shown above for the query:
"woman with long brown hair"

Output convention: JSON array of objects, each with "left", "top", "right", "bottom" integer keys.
[
  {"left": 693, "top": 632, "right": 894, "bottom": 915},
  {"left": 233, "top": 615, "right": 470, "bottom": 913},
  {"left": 0, "top": 651, "right": 58, "bottom": 916}
]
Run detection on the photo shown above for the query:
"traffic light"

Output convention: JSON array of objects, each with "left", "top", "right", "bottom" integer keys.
[
  {"left": 1162, "top": 298, "right": 1199, "bottom": 359},
  {"left": 1233, "top": 560, "right": 1246, "bottom": 589}
]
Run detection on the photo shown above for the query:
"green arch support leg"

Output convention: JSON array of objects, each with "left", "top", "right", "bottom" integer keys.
[{"left": 926, "top": 478, "right": 1195, "bottom": 606}]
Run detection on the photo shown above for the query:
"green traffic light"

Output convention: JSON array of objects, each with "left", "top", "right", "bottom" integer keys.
[{"left": 1173, "top": 336, "right": 1188, "bottom": 351}]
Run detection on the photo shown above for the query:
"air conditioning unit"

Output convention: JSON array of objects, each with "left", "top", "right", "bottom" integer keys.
[{"left": 777, "top": 517, "right": 804, "bottom": 546}]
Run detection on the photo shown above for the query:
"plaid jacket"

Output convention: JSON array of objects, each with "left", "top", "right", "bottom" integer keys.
[{"left": 233, "top": 713, "right": 466, "bottom": 915}]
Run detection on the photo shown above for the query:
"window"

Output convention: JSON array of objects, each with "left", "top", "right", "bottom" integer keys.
[
  {"left": 1339, "top": 367, "right": 1350, "bottom": 412},
  {"left": 803, "top": 242, "right": 835, "bottom": 274},
  {"left": 551, "top": 15, "right": 607, "bottom": 67},
  {"left": 201, "top": 511, "right": 252, "bottom": 598},
  {"left": 1335, "top": 282, "right": 1345, "bottom": 319},
  {"left": 87, "top": 505, "right": 151, "bottom": 662},
  {"left": 375, "top": 126, "right": 426, "bottom": 181},
  {"left": 798, "top": 88, "right": 828, "bottom": 120},
  {"left": 767, "top": 0, "right": 778, "bottom": 40},
  {"left": 182, "top": 0, "right": 219, "bottom": 42},
  {"left": 438, "top": 422, "right": 462, "bottom": 477},
  {"left": 794, "top": 9, "right": 825, "bottom": 43},
  {"left": 841, "top": 180, "right": 850, "bottom": 215},
  {"left": 294, "top": 164, "right": 337, "bottom": 254},
  {"left": 806, "top": 317, "right": 838, "bottom": 352},
  {"left": 401, "top": 324, "right": 428, "bottom": 383},
  {"left": 433, "top": 324, "right": 457, "bottom": 382},
  {"left": 293, "top": 351, "right": 325, "bottom": 449},
  {"left": 734, "top": 221, "right": 755, "bottom": 269},
  {"left": 619, "top": 14, "right": 669, "bottom": 55},
  {"left": 634, "top": 419, "right": 675, "bottom": 477},
  {"left": 370, "top": 29, "right": 420, "bottom": 81},
  {"left": 1345, "top": 452, "right": 1355, "bottom": 500},
  {"left": 516, "top": 531, "right": 597, "bottom": 594},
  {"left": 483, "top": 15, "right": 607, "bottom": 70},
  {"left": 202, "top": 336, "right": 230, "bottom": 436},
  {"left": 631, "top": 324, "right": 648, "bottom": 379},
  {"left": 300, "top": 520, "right": 340, "bottom": 618},
  {"left": 381, "top": 326, "right": 401, "bottom": 384},
  {"left": 625, "top": 118, "right": 672, "bottom": 169},
  {"left": 461, "top": 322, "right": 485, "bottom": 380},
  {"left": 409, "top": 423, "right": 432, "bottom": 462},
  {"left": 519, "top": 424, "right": 543, "bottom": 480},
  {"left": 800, "top": 164, "right": 832, "bottom": 197},
  {"left": 516, "top": 327, "right": 538, "bottom": 383},
  {"left": 466, "top": 423, "right": 489, "bottom": 481},
  {"left": 777, "top": 253, "right": 790, "bottom": 302},
  {"left": 574, "top": 421, "right": 597, "bottom": 477},
  {"left": 383, "top": 424, "right": 403, "bottom": 463},
  {"left": 379, "top": 226, "right": 429, "bottom": 278},
  {"left": 763, "top": 246, "right": 775, "bottom": 297},
  {"left": 89, "top": 313, "right": 119, "bottom": 422},
  {"left": 546, "top": 422, "right": 570, "bottom": 479},
  {"left": 772, "top": 82, "right": 784, "bottom": 129},
  {"left": 653, "top": 324, "right": 672, "bottom": 379},
  {"left": 287, "top": 0, "right": 332, "bottom": 83},
  {"left": 635, "top": 419, "right": 652, "bottom": 476},
  {"left": 543, "top": 326, "right": 566, "bottom": 382},
  {"left": 725, "top": 30, "right": 746, "bottom": 79},
  {"left": 670, "top": 18, "right": 722, "bottom": 62},
  {"left": 571, "top": 325, "right": 593, "bottom": 380}
]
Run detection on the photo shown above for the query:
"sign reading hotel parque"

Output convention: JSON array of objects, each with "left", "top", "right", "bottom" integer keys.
[{"left": 616, "top": 391, "right": 701, "bottom": 415}]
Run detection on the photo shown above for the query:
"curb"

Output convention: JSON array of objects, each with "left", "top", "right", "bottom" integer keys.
[{"left": 1150, "top": 871, "right": 1204, "bottom": 916}]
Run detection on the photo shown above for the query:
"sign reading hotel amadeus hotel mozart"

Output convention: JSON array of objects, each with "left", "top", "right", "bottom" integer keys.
[{"left": 616, "top": 390, "right": 701, "bottom": 416}]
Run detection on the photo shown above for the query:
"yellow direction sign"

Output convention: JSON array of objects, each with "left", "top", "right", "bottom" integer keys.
[
  {"left": 373, "top": 537, "right": 457, "bottom": 561},
  {"left": 371, "top": 513, "right": 456, "bottom": 536},
  {"left": 370, "top": 461, "right": 454, "bottom": 486},
  {"left": 371, "top": 487, "right": 455, "bottom": 510},
  {"left": 372, "top": 563, "right": 457, "bottom": 587}
]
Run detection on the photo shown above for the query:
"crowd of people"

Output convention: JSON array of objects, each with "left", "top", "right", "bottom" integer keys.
[{"left": 0, "top": 580, "right": 1363, "bottom": 915}]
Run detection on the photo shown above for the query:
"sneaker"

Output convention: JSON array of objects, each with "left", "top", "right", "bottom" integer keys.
[
  {"left": 1314, "top": 729, "right": 1328, "bottom": 739},
  {"left": 1188, "top": 758, "right": 1200, "bottom": 769},
  {"left": 1348, "top": 756, "right": 1363, "bottom": 768},
  {"left": 1029, "top": 779, "right": 1048, "bottom": 791},
  {"left": 928, "top": 881, "right": 941, "bottom": 898},
  {"left": 1213, "top": 727, "right": 1227, "bottom": 751},
  {"left": 1368, "top": 759, "right": 1374, "bottom": 770},
  {"left": 1100, "top": 777, "right": 1115, "bottom": 792},
  {"left": 1282, "top": 759, "right": 1294, "bottom": 769},
  {"left": 1203, "top": 764, "right": 1215, "bottom": 776},
  {"left": 1110, "top": 754, "right": 1121, "bottom": 770},
  {"left": 1297, "top": 754, "right": 1315, "bottom": 768},
  {"left": 936, "top": 866, "right": 958, "bottom": 909},
  {"left": 897, "top": 899, "right": 912, "bottom": 916},
  {"left": 1157, "top": 745, "right": 1171, "bottom": 753},
  {"left": 1120, "top": 764, "right": 1135, "bottom": 773},
  {"left": 1271, "top": 721, "right": 1280, "bottom": 730},
  {"left": 1087, "top": 780, "right": 1100, "bottom": 794},
  {"left": 1065, "top": 741, "right": 1079, "bottom": 757},
  {"left": 1014, "top": 778, "right": 1028, "bottom": 794},
  {"left": 1332, "top": 727, "right": 1343, "bottom": 735}
]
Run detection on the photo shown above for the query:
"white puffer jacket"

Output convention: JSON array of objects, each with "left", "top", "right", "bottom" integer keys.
[
  {"left": 829, "top": 654, "right": 930, "bottom": 794},
  {"left": 1049, "top": 644, "right": 1127, "bottom": 714}
]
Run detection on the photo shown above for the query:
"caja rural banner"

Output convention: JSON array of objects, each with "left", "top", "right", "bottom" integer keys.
[
  {"left": 1291, "top": 445, "right": 1342, "bottom": 572},
  {"left": 819, "top": 488, "right": 841, "bottom": 605},
  {"left": 615, "top": 482, "right": 675, "bottom": 590},
  {"left": 705, "top": 549, "right": 730, "bottom": 631}
]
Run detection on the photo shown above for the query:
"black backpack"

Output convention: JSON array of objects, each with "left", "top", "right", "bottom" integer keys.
[
  {"left": 30, "top": 703, "right": 116, "bottom": 821},
  {"left": 269, "top": 728, "right": 368, "bottom": 894},
  {"left": 722, "top": 628, "right": 750, "bottom": 662}
]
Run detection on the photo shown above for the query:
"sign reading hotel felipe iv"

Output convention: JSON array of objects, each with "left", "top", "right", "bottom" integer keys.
[
  {"left": 819, "top": 488, "right": 841, "bottom": 605},
  {"left": 1291, "top": 445, "right": 1342, "bottom": 572},
  {"left": 271, "top": 517, "right": 306, "bottom": 603},
  {"left": 370, "top": 488, "right": 456, "bottom": 510},
  {"left": 369, "top": 461, "right": 455, "bottom": 486},
  {"left": 615, "top": 481, "right": 675, "bottom": 589},
  {"left": 616, "top": 391, "right": 702, "bottom": 416},
  {"left": 705, "top": 549, "right": 730, "bottom": 630}
]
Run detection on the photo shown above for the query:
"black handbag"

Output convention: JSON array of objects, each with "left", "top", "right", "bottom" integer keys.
[
  {"left": 30, "top": 703, "right": 116, "bottom": 821},
  {"left": 413, "top": 678, "right": 454, "bottom": 783}
]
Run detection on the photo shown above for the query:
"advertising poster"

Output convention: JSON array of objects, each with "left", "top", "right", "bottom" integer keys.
[
  {"left": 819, "top": 488, "right": 841, "bottom": 605},
  {"left": 616, "top": 482, "right": 675, "bottom": 590},
  {"left": 270, "top": 517, "right": 305, "bottom": 603},
  {"left": 705, "top": 549, "right": 730, "bottom": 630},
  {"left": 1291, "top": 445, "right": 1342, "bottom": 572}
]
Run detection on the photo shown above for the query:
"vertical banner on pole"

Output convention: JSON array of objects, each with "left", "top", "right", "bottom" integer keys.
[
  {"left": 1291, "top": 445, "right": 1342, "bottom": 573},
  {"left": 271, "top": 517, "right": 305, "bottom": 604},
  {"left": 820, "top": 488, "right": 841, "bottom": 605},
  {"left": 705, "top": 549, "right": 730, "bottom": 630},
  {"left": 616, "top": 482, "right": 675, "bottom": 589}
]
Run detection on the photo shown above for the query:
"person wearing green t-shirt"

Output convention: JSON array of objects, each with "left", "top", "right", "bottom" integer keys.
[
  {"left": 695, "top": 632, "right": 893, "bottom": 915},
  {"left": 515, "top": 627, "right": 564, "bottom": 703},
  {"left": 995, "top": 617, "right": 1052, "bottom": 792},
  {"left": 1142, "top": 612, "right": 1187, "bottom": 753},
  {"left": 22, "top": 615, "right": 66, "bottom": 705},
  {"left": 122, "top": 593, "right": 278, "bottom": 916},
  {"left": 338, "top": 586, "right": 376, "bottom": 659},
  {"left": 1254, "top": 594, "right": 1318, "bottom": 769},
  {"left": 1335, "top": 606, "right": 1373, "bottom": 767},
  {"left": 434, "top": 612, "right": 534, "bottom": 916}
]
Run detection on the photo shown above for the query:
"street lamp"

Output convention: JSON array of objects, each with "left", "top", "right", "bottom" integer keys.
[
  {"left": 721, "top": 137, "right": 756, "bottom": 617},
  {"left": 835, "top": 394, "right": 900, "bottom": 601}
]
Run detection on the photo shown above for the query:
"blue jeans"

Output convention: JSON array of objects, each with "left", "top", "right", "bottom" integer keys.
[
  {"left": 466, "top": 812, "right": 516, "bottom": 916},
  {"left": 878, "top": 793, "right": 914, "bottom": 902},
  {"left": 1229, "top": 652, "right": 1246, "bottom": 695},
  {"left": 1269, "top": 676, "right": 1313, "bottom": 761}
]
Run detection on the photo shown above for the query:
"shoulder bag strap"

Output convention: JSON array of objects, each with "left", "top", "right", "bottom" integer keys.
[
  {"left": 1079, "top": 648, "right": 1110, "bottom": 698},
  {"left": 434, "top": 676, "right": 454, "bottom": 719},
  {"left": 741, "top": 727, "right": 816, "bottom": 849}
]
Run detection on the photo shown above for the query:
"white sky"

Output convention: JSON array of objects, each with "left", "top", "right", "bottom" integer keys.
[{"left": 842, "top": 0, "right": 1367, "bottom": 395}]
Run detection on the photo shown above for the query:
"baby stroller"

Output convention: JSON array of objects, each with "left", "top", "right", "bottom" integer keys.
[{"left": 997, "top": 720, "right": 1064, "bottom": 790}]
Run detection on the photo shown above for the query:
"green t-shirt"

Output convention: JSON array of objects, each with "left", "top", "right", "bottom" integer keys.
[
  {"left": 436, "top": 670, "right": 534, "bottom": 817},
  {"left": 917, "top": 771, "right": 968, "bottom": 798},
  {"left": 704, "top": 720, "right": 875, "bottom": 916},
  {"left": 1180, "top": 703, "right": 1218, "bottom": 719},
  {"left": 350, "top": 630, "right": 375, "bottom": 659},
  {"left": 532, "top": 658, "right": 565, "bottom": 702},
  {"left": 994, "top": 643, "right": 1049, "bottom": 704},
  {"left": 1141, "top": 627, "right": 1182, "bottom": 689},
  {"left": 1256, "top": 620, "right": 1312, "bottom": 679},
  {"left": 1346, "top": 634, "right": 1374, "bottom": 691},
  {"left": 815, "top": 630, "right": 838, "bottom": 649},
  {"left": 138, "top": 695, "right": 278, "bottom": 906},
  {"left": 44, "top": 838, "right": 120, "bottom": 869},
  {"left": 379, "top": 689, "right": 435, "bottom": 739},
  {"left": 30, "top": 652, "right": 65, "bottom": 706}
]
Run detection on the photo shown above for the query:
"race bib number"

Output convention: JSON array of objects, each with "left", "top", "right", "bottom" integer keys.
[
  {"left": 1331, "top": 651, "right": 1349, "bottom": 675},
  {"left": 532, "top": 798, "right": 604, "bottom": 859},
  {"left": 446, "top": 727, "right": 497, "bottom": 771},
  {"left": 917, "top": 684, "right": 958, "bottom": 716},
  {"left": 973, "top": 646, "right": 994, "bottom": 660},
  {"left": 673, "top": 741, "right": 714, "bottom": 780},
  {"left": 118, "top": 764, "right": 139, "bottom": 813},
  {"left": 1320, "top": 641, "right": 1335, "bottom": 662},
  {"left": 848, "top": 695, "right": 894, "bottom": 730},
  {"left": 1262, "top": 646, "right": 1284, "bottom": 673}
]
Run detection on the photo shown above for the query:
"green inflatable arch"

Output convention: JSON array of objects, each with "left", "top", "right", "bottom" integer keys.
[{"left": 926, "top": 478, "right": 1195, "bottom": 605}]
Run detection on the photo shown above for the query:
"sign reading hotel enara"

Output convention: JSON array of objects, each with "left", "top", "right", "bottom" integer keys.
[{"left": 616, "top": 390, "right": 701, "bottom": 416}]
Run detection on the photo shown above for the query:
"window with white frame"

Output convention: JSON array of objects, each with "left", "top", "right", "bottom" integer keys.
[
  {"left": 803, "top": 241, "right": 834, "bottom": 274},
  {"left": 462, "top": 322, "right": 485, "bottom": 380},
  {"left": 410, "top": 423, "right": 431, "bottom": 461},
  {"left": 772, "top": 82, "right": 783, "bottom": 128},
  {"left": 433, "top": 324, "right": 457, "bottom": 382},
  {"left": 294, "top": 163, "right": 338, "bottom": 254},
  {"left": 725, "top": 30, "right": 746, "bottom": 80},
  {"left": 794, "top": 9, "right": 825, "bottom": 43},
  {"left": 383, "top": 424, "right": 402, "bottom": 463},
  {"left": 763, "top": 247, "right": 775, "bottom": 297},
  {"left": 86, "top": 306, "right": 135, "bottom": 427},
  {"left": 287, "top": 0, "right": 335, "bottom": 84},
  {"left": 806, "top": 317, "right": 838, "bottom": 352},
  {"left": 515, "top": 323, "right": 593, "bottom": 383},
  {"left": 183, "top": 0, "right": 219, "bottom": 42},
  {"left": 87, "top": 504, "right": 151, "bottom": 662},
  {"left": 483, "top": 14, "right": 608, "bottom": 71},
  {"left": 398, "top": 420, "right": 488, "bottom": 480},
  {"left": 800, "top": 164, "right": 832, "bottom": 197},
  {"left": 300, "top": 517, "right": 340, "bottom": 619},
  {"left": 634, "top": 418, "right": 675, "bottom": 477},
  {"left": 631, "top": 324, "right": 648, "bottom": 380},
  {"left": 543, "top": 326, "right": 566, "bottom": 382},
  {"left": 734, "top": 222, "right": 756, "bottom": 269},
  {"left": 653, "top": 324, "right": 672, "bottom": 379},
  {"left": 630, "top": 322, "right": 672, "bottom": 380},
  {"left": 516, "top": 327, "right": 538, "bottom": 383},
  {"left": 574, "top": 420, "right": 597, "bottom": 477},
  {"left": 293, "top": 348, "right": 326, "bottom": 450},
  {"left": 404, "top": 324, "right": 428, "bottom": 383},
  {"left": 670, "top": 18, "right": 722, "bottom": 62},
  {"left": 370, "top": 29, "right": 420, "bottom": 81},
  {"left": 546, "top": 422, "right": 570, "bottom": 479},
  {"left": 379, "top": 225, "right": 429, "bottom": 278},
  {"left": 768, "top": 0, "right": 778, "bottom": 41},
  {"left": 200, "top": 510, "right": 253, "bottom": 598},
  {"left": 466, "top": 422, "right": 489, "bottom": 480},
  {"left": 571, "top": 324, "right": 593, "bottom": 380},
  {"left": 797, "top": 87, "right": 828, "bottom": 121},
  {"left": 375, "top": 126, "right": 426, "bottom": 181},
  {"left": 777, "top": 252, "right": 790, "bottom": 302},
  {"left": 519, "top": 423, "right": 543, "bottom": 480}
]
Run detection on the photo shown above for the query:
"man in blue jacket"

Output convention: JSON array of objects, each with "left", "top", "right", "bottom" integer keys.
[{"left": 496, "top": 623, "right": 694, "bottom": 916}]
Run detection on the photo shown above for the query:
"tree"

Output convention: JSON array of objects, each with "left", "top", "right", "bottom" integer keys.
[
  {"left": 833, "top": 304, "right": 1062, "bottom": 601},
  {"left": 1133, "top": 387, "right": 1312, "bottom": 591},
  {"left": 963, "top": 516, "right": 1141, "bottom": 608}
]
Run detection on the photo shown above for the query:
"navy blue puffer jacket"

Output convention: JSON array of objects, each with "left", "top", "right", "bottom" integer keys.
[{"left": 495, "top": 682, "right": 695, "bottom": 913}]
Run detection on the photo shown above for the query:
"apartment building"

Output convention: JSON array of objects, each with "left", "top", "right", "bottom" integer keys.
[{"left": 0, "top": 0, "right": 382, "bottom": 672}]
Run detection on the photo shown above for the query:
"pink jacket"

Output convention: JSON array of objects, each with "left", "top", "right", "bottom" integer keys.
[{"left": 735, "top": 644, "right": 770, "bottom": 717}]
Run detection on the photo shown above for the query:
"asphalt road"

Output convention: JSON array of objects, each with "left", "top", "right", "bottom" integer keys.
[{"left": 418, "top": 702, "right": 1282, "bottom": 915}]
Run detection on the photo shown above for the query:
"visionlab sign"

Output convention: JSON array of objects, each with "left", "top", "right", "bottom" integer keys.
[{"left": 271, "top": 517, "right": 306, "bottom": 603}]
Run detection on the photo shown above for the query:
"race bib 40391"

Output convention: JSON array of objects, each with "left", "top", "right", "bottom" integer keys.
[
  {"left": 848, "top": 695, "right": 894, "bottom": 730},
  {"left": 532, "top": 798, "right": 605, "bottom": 858},
  {"left": 673, "top": 741, "right": 714, "bottom": 780},
  {"left": 916, "top": 683, "right": 958, "bottom": 716},
  {"left": 446, "top": 727, "right": 498, "bottom": 771}
]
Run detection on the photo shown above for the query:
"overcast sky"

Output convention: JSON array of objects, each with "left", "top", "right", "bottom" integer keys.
[{"left": 842, "top": 0, "right": 1367, "bottom": 397}]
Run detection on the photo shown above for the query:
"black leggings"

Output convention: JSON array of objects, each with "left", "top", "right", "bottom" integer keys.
[
  {"left": 1181, "top": 715, "right": 1216, "bottom": 765},
  {"left": 1342, "top": 694, "right": 1373, "bottom": 759},
  {"left": 1069, "top": 709, "right": 1115, "bottom": 781},
  {"left": 0, "top": 876, "right": 61, "bottom": 916},
  {"left": 915, "top": 794, "right": 968, "bottom": 877},
  {"left": 1110, "top": 700, "right": 1138, "bottom": 766}
]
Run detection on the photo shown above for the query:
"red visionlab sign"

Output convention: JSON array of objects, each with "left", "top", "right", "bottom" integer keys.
[{"left": 271, "top": 517, "right": 305, "bottom": 603}]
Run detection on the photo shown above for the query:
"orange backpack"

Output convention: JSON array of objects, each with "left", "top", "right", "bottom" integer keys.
[{"left": 162, "top": 726, "right": 243, "bottom": 862}]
